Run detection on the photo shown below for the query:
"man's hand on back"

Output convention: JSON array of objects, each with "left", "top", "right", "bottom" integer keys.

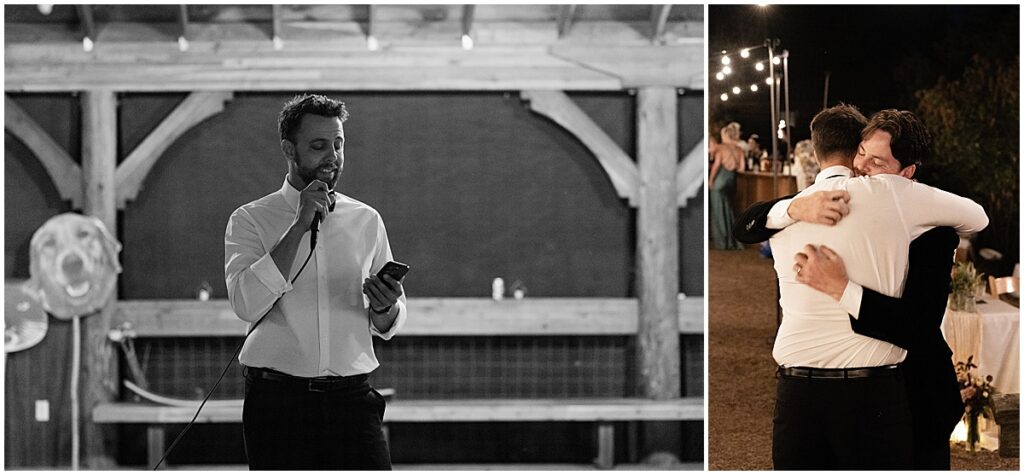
[
  {"left": 787, "top": 190, "right": 851, "bottom": 226},
  {"left": 793, "top": 244, "right": 849, "bottom": 301}
]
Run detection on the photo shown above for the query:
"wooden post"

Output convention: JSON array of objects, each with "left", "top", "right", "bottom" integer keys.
[
  {"left": 80, "top": 90, "right": 119, "bottom": 468},
  {"left": 636, "top": 87, "right": 680, "bottom": 399},
  {"left": 635, "top": 86, "right": 682, "bottom": 463}
]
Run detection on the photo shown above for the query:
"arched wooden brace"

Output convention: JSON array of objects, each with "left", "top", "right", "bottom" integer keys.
[
  {"left": 521, "top": 90, "right": 640, "bottom": 206},
  {"left": 115, "top": 91, "right": 234, "bottom": 207},
  {"left": 4, "top": 95, "right": 85, "bottom": 208}
]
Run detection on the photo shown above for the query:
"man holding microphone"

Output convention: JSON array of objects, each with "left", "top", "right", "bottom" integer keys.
[{"left": 225, "top": 94, "right": 406, "bottom": 469}]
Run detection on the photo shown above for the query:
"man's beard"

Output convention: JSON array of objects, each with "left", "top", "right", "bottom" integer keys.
[{"left": 294, "top": 158, "right": 341, "bottom": 190}]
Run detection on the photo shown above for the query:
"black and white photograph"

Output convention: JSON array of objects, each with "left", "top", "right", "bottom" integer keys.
[{"left": 4, "top": 3, "right": 705, "bottom": 470}]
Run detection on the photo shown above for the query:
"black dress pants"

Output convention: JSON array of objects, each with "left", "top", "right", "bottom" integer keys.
[
  {"left": 772, "top": 368, "right": 913, "bottom": 470},
  {"left": 242, "top": 367, "right": 392, "bottom": 470}
]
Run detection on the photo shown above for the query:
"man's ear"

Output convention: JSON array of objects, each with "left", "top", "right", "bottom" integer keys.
[
  {"left": 899, "top": 164, "right": 917, "bottom": 179},
  {"left": 281, "top": 139, "right": 296, "bottom": 162}
]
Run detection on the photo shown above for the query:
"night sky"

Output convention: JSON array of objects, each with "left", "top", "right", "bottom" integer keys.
[{"left": 708, "top": 4, "right": 1019, "bottom": 146}]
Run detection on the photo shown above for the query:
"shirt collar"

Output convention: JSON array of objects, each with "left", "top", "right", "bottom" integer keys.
[
  {"left": 814, "top": 165, "right": 852, "bottom": 183},
  {"left": 280, "top": 177, "right": 301, "bottom": 211}
]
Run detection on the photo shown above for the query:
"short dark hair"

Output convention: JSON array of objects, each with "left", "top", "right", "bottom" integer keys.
[
  {"left": 861, "top": 109, "right": 932, "bottom": 169},
  {"left": 809, "top": 104, "right": 868, "bottom": 162},
  {"left": 278, "top": 94, "right": 349, "bottom": 143}
]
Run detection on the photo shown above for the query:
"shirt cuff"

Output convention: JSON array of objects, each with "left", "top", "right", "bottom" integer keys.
[
  {"left": 839, "top": 281, "right": 864, "bottom": 319},
  {"left": 765, "top": 199, "right": 796, "bottom": 230},
  {"left": 371, "top": 299, "right": 406, "bottom": 340},
  {"left": 250, "top": 253, "right": 293, "bottom": 296}
]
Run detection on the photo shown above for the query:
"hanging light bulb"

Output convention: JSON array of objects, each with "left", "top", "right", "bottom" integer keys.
[
  {"left": 750, "top": 84, "right": 759, "bottom": 92},
  {"left": 366, "top": 35, "right": 379, "bottom": 51},
  {"left": 461, "top": 34, "right": 474, "bottom": 50},
  {"left": 720, "top": 93, "right": 729, "bottom": 101},
  {"left": 723, "top": 66, "right": 733, "bottom": 75},
  {"left": 755, "top": 62, "right": 765, "bottom": 71},
  {"left": 715, "top": 72, "right": 725, "bottom": 81},
  {"left": 765, "top": 77, "right": 773, "bottom": 85},
  {"left": 82, "top": 37, "right": 94, "bottom": 52},
  {"left": 721, "top": 55, "right": 731, "bottom": 65},
  {"left": 740, "top": 48, "right": 750, "bottom": 58},
  {"left": 178, "top": 36, "right": 189, "bottom": 52},
  {"left": 38, "top": 4, "right": 54, "bottom": 15},
  {"left": 773, "top": 56, "right": 781, "bottom": 65},
  {"left": 732, "top": 86, "right": 741, "bottom": 95}
]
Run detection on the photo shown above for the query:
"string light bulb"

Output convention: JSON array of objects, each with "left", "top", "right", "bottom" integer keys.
[
  {"left": 715, "top": 72, "right": 725, "bottom": 81},
  {"left": 732, "top": 86, "right": 741, "bottom": 95},
  {"left": 720, "top": 93, "right": 729, "bottom": 101},
  {"left": 765, "top": 77, "right": 773, "bottom": 85},
  {"left": 773, "top": 56, "right": 781, "bottom": 65},
  {"left": 82, "top": 37, "right": 94, "bottom": 52},
  {"left": 722, "top": 66, "right": 732, "bottom": 75},
  {"left": 750, "top": 84, "right": 759, "bottom": 92},
  {"left": 366, "top": 35, "right": 379, "bottom": 51},
  {"left": 721, "top": 56, "right": 731, "bottom": 65},
  {"left": 755, "top": 62, "right": 765, "bottom": 71},
  {"left": 38, "top": 4, "right": 54, "bottom": 15},
  {"left": 461, "top": 34, "right": 474, "bottom": 50},
  {"left": 740, "top": 48, "right": 750, "bottom": 58}
]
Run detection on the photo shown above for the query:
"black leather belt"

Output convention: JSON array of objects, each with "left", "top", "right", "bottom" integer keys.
[
  {"left": 246, "top": 366, "right": 370, "bottom": 393},
  {"left": 778, "top": 364, "right": 900, "bottom": 380}
]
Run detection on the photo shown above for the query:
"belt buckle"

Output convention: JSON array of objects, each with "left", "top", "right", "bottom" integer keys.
[{"left": 308, "top": 380, "right": 328, "bottom": 392}]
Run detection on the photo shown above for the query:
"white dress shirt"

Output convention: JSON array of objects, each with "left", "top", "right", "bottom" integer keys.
[
  {"left": 768, "top": 166, "right": 987, "bottom": 368},
  {"left": 225, "top": 179, "right": 407, "bottom": 377}
]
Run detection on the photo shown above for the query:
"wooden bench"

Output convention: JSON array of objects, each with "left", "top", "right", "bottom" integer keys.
[
  {"left": 94, "top": 397, "right": 703, "bottom": 469},
  {"left": 97, "top": 297, "right": 705, "bottom": 468}
]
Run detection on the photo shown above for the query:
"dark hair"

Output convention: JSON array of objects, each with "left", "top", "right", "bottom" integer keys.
[
  {"left": 809, "top": 104, "right": 868, "bottom": 162},
  {"left": 861, "top": 109, "right": 932, "bottom": 169},
  {"left": 278, "top": 94, "right": 349, "bottom": 143}
]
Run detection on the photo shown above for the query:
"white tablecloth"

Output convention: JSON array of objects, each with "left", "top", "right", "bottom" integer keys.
[{"left": 941, "top": 296, "right": 1020, "bottom": 394}]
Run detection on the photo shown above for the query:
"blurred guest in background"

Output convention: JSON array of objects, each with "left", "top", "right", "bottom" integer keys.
[
  {"left": 709, "top": 125, "right": 745, "bottom": 250},
  {"left": 793, "top": 139, "right": 818, "bottom": 191}
]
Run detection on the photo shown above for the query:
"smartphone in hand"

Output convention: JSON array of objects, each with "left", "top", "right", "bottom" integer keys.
[{"left": 376, "top": 261, "right": 410, "bottom": 283}]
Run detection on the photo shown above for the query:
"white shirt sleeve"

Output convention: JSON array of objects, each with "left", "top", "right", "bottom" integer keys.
[
  {"left": 369, "top": 216, "right": 407, "bottom": 340},
  {"left": 224, "top": 208, "right": 293, "bottom": 323},
  {"left": 765, "top": 198, "right": 797, "bottom": 230},
  {"left": 838, "top": 281, "right": 864, "bottom": 319},
  {"left": 901, "top": 180, "right": 989, "bottom": 239}
]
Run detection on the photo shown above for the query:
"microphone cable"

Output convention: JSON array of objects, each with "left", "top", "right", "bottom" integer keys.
[{"left": 152, "top": 224, "right": 320, "bottom": 470}]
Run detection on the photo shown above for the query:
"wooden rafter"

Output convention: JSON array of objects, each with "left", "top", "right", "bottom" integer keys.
[
  {"left": 115, "top": 91, "right": 234, "bottom": 207},
  {"left": 76, "top": 5, "right": 95, "bottom": 42},
  {"left": 676, "top": 139, "right": 704, "bottom": 207},
  {"left": 557, "top": 5, "right": 578, "bottom": 39},
  {"left": 461, "top": 5, "right": 475, "bottom": 38},
  {"left": 521, "top": 90, "right": 639, "bottom": 206},
  {"left": 271, "top": 4, "right": 282, "bottom": 46},
  {"left": 4, "top": 95, "right": 84, "bottom": 207},
  {"left": 651, "top": 5, "right": 672, "bottom": 43}
]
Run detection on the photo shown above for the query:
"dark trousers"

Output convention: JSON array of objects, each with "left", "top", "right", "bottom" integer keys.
[
  {"left": 772, "top": 368, "right": 913, "bottom": 470},
  {"left": 242, "top": 367, "right": 392, "bottom": 470}
]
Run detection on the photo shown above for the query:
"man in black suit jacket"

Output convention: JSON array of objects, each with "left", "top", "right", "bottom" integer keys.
[{"left": 733, "top": 193, "right": 965, "bottom": 469}]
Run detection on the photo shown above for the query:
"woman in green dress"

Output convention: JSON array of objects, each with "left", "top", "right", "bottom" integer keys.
[{"left": 709, "top": 125, "right": 745, "bottom": 250}]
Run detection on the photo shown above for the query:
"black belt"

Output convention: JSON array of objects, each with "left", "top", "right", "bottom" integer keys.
[
  {"left": 778, "top": 364, "right": 900, "bottom": 380},
  {"left": 246, "top": 366, "right": 370, "bottom": 393}
]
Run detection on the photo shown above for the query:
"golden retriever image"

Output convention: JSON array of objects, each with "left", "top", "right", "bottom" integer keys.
[{"left": 23, "top": 213, "right": 122, "bottom": 320}]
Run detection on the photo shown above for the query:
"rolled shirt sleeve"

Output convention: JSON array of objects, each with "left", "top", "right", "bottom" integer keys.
[
  {"left": 766, "top": 198, "right": 797, "bottom": 230},
  {"left": 225, "top": 207, "right": 293, "bottom": 323}
]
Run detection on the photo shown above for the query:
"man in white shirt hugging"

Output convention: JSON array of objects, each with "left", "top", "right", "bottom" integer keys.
[
  {"left": 767, "top": 104, "right": 987, "bottom": 469},
  {"left": 225, "top": 94, "right": 406, "bottom": 469}
]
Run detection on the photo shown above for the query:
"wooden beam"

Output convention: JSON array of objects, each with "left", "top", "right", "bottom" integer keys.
[
  {"left": 4, "top": 95, "right": 84, "bottom": 208},
  {"left": 521, "top": 90, "right": 639, "bottom": 205},
  {"left": 112, "top": 297, "right": 704, "bottom": 337},
  {"left": 94, "top": 397, "right": 705, "bottom": 423},
  {"left": 115, "top": 91, "right": 233, "bottom": 207},
  {"left": 462, "top": 4, "right": 475, "bottom": 38},
  {"left": 635, "top": 87, "right": 680, "bottom": 400},
  {"left": 551, "top": 44, "right": 703, "bottom": 89},
  {"left": 556, "top": 5, "right": 577, "bottom": 38},
  {"left": 76, "top": 5, "right": 96, "bottom": 42},
  {"left": 650, "top": 5, "right": 672, "bottom": 44},
  {"left": 676, "top": 139, "right": 705, "bottom": 208},
  {"left": 80, "top": 90, "right": 119, "bottom": 468}
]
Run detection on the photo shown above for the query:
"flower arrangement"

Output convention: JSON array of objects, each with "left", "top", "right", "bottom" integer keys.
[
  {"left": 950, "top": 261, "right": 984, "bottom": 312},
  {"left": 955, "top": 355, "right": 996, "bottom": 453}
]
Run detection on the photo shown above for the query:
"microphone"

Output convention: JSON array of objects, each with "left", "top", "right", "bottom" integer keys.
[{"left": 309, "top": 192, "right": 336, "bottom": 249}]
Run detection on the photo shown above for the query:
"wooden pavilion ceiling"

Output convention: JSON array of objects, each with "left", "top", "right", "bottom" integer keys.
[{"left": 4, "top": 4, "right": 704, "bottom": 92}]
